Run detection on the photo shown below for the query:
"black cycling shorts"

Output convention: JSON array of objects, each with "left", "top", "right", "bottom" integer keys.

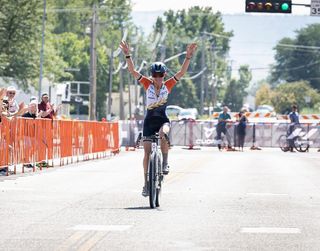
[{"left": 143, "top": 117, "right": 170, "bottom": 137}]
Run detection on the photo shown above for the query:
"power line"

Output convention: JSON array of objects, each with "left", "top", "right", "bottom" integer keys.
[
  {"left": 46, "top": 6, "right": 132, "bottom": 13},
  {"left": 271, "top": 60, "right": 320, "bottom": 72},
  {"left": 277, "top": 43, "right": 320, "bottom": 50}
]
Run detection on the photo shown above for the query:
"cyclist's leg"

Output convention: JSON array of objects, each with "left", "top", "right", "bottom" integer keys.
[
  {"left": 142, "top": 119, "right": 155, "bottom": 196},
  {"left": 159, "top": 122, "right": 170, "bottom": 174},
  {"left": 143, "top": 141, "right": 151, "bottom": 186}
]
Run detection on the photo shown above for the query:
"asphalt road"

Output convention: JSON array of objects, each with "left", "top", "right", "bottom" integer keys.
[{"left": 1, "top": 147, "right": 320, "bottom": 251}]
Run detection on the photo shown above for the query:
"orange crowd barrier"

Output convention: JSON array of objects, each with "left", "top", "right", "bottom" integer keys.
[
  {"left": 0, "top": 117, "right": 120, "bottom": 175},
  {"left": 0, "top": 117, "right": 11, "bottom": 174}
]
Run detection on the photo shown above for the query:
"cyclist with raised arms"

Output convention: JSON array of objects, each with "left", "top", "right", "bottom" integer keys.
[{"left": 120, "top": 40, "right": 197, "bottom": 196}]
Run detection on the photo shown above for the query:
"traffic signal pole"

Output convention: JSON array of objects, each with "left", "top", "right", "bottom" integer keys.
[
  {"left": 89, "top": 5, "right": 97, "bottom": 121},
  {"left": 291, "top": 3, "right": 310, "bottom": 7}
]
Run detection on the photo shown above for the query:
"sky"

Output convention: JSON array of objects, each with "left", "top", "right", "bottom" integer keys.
[
  {"left": 130, "top": 0, "right": 319, "bottom": 87},
  {"left": 132, "top": 0, "right": 311, "bottom": 15}
]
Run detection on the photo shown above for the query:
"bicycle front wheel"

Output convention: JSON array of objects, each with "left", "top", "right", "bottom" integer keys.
[
  {"left": 155, "top": 154, "right": 162, "bottom": 207},
  {"left": 294, "top": 136, "right": 309, "bottom": 152},
  {"left": 148, "top": 153, "right": 157, "bottom": 208},
  {"left": 279, "top": 135, "right": 289, "bottom": 152}
]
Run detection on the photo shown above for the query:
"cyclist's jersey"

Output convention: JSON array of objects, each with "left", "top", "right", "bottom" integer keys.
[{"left": 138, "top": 75, "right": 178, "bottom": 119}]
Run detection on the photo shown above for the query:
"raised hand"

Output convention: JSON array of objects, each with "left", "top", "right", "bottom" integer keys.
[
  {"left": 0, "top": 88, "right": 6, "bottom": 99},
  {"left": 18, "top": 102, "right": 25, "bottom": 111},
  {"left": 119, "top": 40, "right": 130, "bottom": 56},
  {"left": 186, "top": 43, "right": 197, "bottom": 58}
]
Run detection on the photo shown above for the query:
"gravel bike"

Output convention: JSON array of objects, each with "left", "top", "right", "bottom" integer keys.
[
  {"left": 145, "top": 133, "right": 165, "bottom": 208},
  {"left": 278, "top": 127, "right": 309, "bottom": 152}
]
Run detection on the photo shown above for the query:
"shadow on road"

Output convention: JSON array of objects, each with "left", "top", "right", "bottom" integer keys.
[{"left": 124, "top": 206, "right": 154, "bottom": 210}]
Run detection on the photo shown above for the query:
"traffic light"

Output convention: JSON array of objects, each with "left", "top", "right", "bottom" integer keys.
[{"left": 245, "top": 1, "right": 292, "bottom": 13}]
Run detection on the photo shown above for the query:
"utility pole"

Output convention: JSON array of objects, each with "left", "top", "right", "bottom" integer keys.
[
  {"left": 119, "top": 64, "right": 124, "bottom": 120},
  {"left": 89, "top": 5, "right": 97, "bottom": 120},
  {"left": 210, "top": 43, "right": 216, "bottom": 108},
  {"left": 128, "top": 75, "right": 132, "bottom": 119},
  {"left": 134, "top": 43, "right": 139, "bottom": 107},
  {"left": 200, "top": 34, "right": 206, "bottom": 116},
  {"left": 119, "top": 26, "right": 125, "bottom": 120},
  {"left": 38, "top": 0, "right": 46, "bottom": 99},
  {"left": 160, "top": 44, "right": 166, "bottom": 62},
  {"left": 107, "top": 46, "right": 114, "bottom": 117}
]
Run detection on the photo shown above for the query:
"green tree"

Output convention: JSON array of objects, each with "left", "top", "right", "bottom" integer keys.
[
  {"left": 255, "top": 83, "right": 273, "bottom": 107},
  {"left": 47, "top": 0, "right": 134, "bottom": 119},
  {"left": 272, "top": 24, "right": 320, "bottom": 90},
  {"left": 223, "top": 65, "right": 252, "bottom": 112},
  {"left": 0, "top": 0, "right": 42, "bottom": 89},
  {"left": 152, "top": 6, "right": 232, "bottom": 109},
  {"left": 271, "top": 81, "right": 320, "bottom": 114}
]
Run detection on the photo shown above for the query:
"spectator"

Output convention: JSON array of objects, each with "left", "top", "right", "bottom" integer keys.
[
  {"left": 287, "top": 104, "right": 300, "bottom": 152},
  {"left": 22, "top": 101, "right": 42, "bottom": 119},
  {"left": 216, "top": 106, "right": 232, "bottom": 150},
  {"left": 29, "top": 96, "right": 38, "bottom": 103},
  {"left": 1, "top": 97, "right": 10, "bottom": 117},
  {"left": 0, "top": 88, "right": 7, "bottom": 122},
  {"left": 5, "top": 86, "right": 25, "bottom": 117},
  {"left": 6, "top": 86, "right": 19, "bottom": 114},
  {"left": 0, "top": 87, "right": 25, "bottom": 119},
  {"left": 38, "top": 93, "right": 58, "bottom": 119},
  {"left": 237, "top": 109, "right": 248, "bottom": 151}
]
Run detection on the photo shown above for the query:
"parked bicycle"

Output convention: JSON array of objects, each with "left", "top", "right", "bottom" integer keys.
[
  {"left": 278, "top": 127, "right": 310, "bottom": 152},
  {"left": 144, "top": 133, "right": 167, "bottom": 208}
]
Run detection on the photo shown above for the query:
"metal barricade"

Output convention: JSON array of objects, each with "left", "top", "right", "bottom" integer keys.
[{"left": 119, "top": 120, "right": 320, "bottom": 149}]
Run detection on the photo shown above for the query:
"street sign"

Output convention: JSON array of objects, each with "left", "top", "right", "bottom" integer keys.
[{"left": 311, "top": 0, "right": 320, "bottom": 16}]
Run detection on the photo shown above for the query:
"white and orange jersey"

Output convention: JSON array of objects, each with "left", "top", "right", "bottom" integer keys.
[{"left": 138, "top": 75, "right": 178, "bottom": 118}]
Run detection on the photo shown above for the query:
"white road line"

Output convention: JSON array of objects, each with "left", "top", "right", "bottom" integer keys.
[
  {"left": 246, "top": 193, "right": 289, "bottom": 196},
  {"left": 1, "top": 187, "right": 34, "bottom": 191},
  {"left": 70, "top": 225, "right": 132, "bottom": 232},
  {"left": 241, "top": 227, "right": 301, "bottom": 234}
]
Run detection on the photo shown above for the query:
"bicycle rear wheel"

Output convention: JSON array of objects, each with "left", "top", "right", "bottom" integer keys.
[
  {"left": 148, "top": 153, "right": 157, "bottom": 208},
  {"left": 294, "top": 136, "right": 309, "bottom": 152},
  {"left": 279, "top": 135, "right": 289, "bottom": 152}
]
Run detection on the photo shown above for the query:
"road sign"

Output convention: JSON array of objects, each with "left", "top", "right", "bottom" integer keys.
[{"left": 311, "top": 0, "right": 320, "bottom": 16}]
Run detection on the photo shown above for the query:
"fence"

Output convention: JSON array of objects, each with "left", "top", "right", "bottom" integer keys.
[
  {"left": 119, "top": 120, "right": 320, "bottom": 149},
  {"left": 0, "top": 117, "right": 120, "bottom": 175}
]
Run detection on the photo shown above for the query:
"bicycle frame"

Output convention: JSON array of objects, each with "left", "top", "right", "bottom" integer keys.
[
  {"left": 145, "top": 133, "right": 163, "bottom": 208},
  {"left": 279, "top": 129, "right": 310, "bottom": 153}
]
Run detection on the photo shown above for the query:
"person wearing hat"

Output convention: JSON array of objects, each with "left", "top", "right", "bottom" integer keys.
[
  {"left": 0, "top": 86, "right": 25, "bottom": 118},
  {"left": 22, "top": 101, "right": 43, "bottom": 119},
  {"left": 5, "top": 86, "right": 26, "bottom": 117},
  {"left": 38, "top": 93, "right": 56, "bottom": 119}
]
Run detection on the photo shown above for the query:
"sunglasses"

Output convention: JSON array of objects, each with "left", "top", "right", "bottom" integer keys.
[
  {"left": 7, "top": 92, "right": 15, "bottom": 95},
  {"left": 152, "top": 72, "right": 164, "bottom": 78}
]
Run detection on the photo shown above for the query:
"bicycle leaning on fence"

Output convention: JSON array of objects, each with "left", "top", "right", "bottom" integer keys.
[
  {"left": 144, "top": 133, "right": 169, "bottom": 208},
  {"left": 278, "top": 127, "right": 310, "bottom": 152}
]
